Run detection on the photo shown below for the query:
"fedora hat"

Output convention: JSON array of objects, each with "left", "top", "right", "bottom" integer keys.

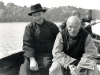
[{"left": 28, "top": 3, "right": 47, "bottom": 16}]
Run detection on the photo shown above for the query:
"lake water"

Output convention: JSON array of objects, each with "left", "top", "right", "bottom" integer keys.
[
  {"left": 0, "top": 22, "right": 27, "bottom": 55},
  {"left": 0, "top": 22, "right": 100, "bottom": 57}
]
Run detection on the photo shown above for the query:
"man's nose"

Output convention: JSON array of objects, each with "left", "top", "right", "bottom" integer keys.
[{"left": 71, "top": 28, "right": 75, "bottom": 32}]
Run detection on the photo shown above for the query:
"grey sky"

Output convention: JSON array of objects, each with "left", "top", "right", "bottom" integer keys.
[{"left": 1, "top": 0, "right": 100, "bottom": 10}]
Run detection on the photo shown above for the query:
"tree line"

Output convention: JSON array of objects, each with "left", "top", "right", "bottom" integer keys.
[{"left": 0, "top": 1, "right": 100, "bottom": 22}]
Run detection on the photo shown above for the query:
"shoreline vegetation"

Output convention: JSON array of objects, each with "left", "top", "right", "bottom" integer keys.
[{"left": 0, "top": 1, "right": 100, "bottom": 22}]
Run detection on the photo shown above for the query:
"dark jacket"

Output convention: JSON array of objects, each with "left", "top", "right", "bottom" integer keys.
[
  {"left": 23, "top": 20, "right": 59, "bottom": 58},
  {"left": 81, "top": 17, "right": 93, "bottom": 36}
]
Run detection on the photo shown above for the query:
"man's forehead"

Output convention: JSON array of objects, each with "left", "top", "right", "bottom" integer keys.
[
  {"left": 67, "top": 16, "right": 81, "bottom": 26},
  {"left": 67, "top": 22, "right": 80, "bottom": 27}
]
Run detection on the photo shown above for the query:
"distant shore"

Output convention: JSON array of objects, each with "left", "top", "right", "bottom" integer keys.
[{"left": 0, "top": 1, "right": 100, "bottom": 22}]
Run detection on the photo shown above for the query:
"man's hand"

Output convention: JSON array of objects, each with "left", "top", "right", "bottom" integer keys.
[
  {"left": 69, "top": 65, "right": 81, "bottom": 75},
  {"left": 84, "top": 22, "right": 90, "bottom": 27},
  {"left": 30, "top": 57, "right": 39, "bottom": 71},
  {"left": 69, "top": 65, "right": 77, "bottom": 75},
  {"left": 90, "top": 21, "right": 96, "bottom": 25},
  {"left": 84, "top": 21, "right": 96, "bottom": 28}
]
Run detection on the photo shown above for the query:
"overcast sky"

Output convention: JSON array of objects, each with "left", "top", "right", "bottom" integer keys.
[{"left": 2, "top": 0, "right": 100, "bottom": 10}]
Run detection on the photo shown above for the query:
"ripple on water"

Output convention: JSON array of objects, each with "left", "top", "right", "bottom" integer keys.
[{"left": 0, "top": 22, "right": 28, "bottom": 55}]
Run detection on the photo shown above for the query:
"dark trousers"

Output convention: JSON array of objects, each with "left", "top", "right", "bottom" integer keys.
[{"left": 19, "top": 53, "right": 52, "bottom": 75}]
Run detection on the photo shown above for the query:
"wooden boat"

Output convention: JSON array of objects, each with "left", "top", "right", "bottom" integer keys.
[
  {"left": 0, "top": 24, "right": 100, "bottom": 75},
  {"left": 0, "top": 49, "right": 24, "bottom": 75}
]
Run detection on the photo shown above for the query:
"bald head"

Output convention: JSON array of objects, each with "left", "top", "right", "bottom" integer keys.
[
  {"left": 66, "top": 16, "right": 81, "bottom": 37},
  {"left": 67, "top": 16, "right": 81, "bottom": 26}
]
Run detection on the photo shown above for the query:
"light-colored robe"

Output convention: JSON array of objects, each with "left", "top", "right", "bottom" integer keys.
[{"left": 52, "top": 33, "right": 100, "bottom": 75}]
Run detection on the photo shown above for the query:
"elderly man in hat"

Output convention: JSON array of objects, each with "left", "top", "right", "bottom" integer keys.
[
  {"left": 19, "top": 3, "right": 59, "bottom": 75},
  {"left": 49, "top": 16, "right": 100, "bottom": 75}
]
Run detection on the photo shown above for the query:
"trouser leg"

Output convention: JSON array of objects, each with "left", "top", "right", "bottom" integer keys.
[
  {"left": 87, "top": 65, "right": 100, "bottom": 75},
  {"left": 19, "top": 53, "right": 52, "bottom": 75},
  {"left": 78, "top": 65, "right": 100, "bottom": 75},
  {"left": 19, "top": 58, "right": 49, "bottom": 75},
  {"left": 49, "top": 61, "right": 65, "bottom": 75},
  {"left": 19, "top": 59, "right": 34, "bottom": 75}
]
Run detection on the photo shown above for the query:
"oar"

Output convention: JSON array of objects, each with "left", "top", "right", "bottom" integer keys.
[{"left": 84, "top": 21, "right": 100, "bottom": 28}]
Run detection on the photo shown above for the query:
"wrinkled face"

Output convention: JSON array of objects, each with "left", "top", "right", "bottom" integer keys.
[
  {"left": 67, "top": 21, "right": 81, "bottom": 37},
  {"left": 32, "top": 11, "right": 44, "bottom": 25}
]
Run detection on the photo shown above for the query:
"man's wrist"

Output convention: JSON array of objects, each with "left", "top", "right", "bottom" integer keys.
[
  {"left": 30, "top": 57, "right": 35, "bottom": 61},
  {"left": 77, "top": 65, "right": 82, "bottom": 71}
]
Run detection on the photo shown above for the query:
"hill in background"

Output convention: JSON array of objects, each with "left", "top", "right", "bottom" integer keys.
[{"left": 0, "top": 1, "right": 100, "bottom": 22}]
